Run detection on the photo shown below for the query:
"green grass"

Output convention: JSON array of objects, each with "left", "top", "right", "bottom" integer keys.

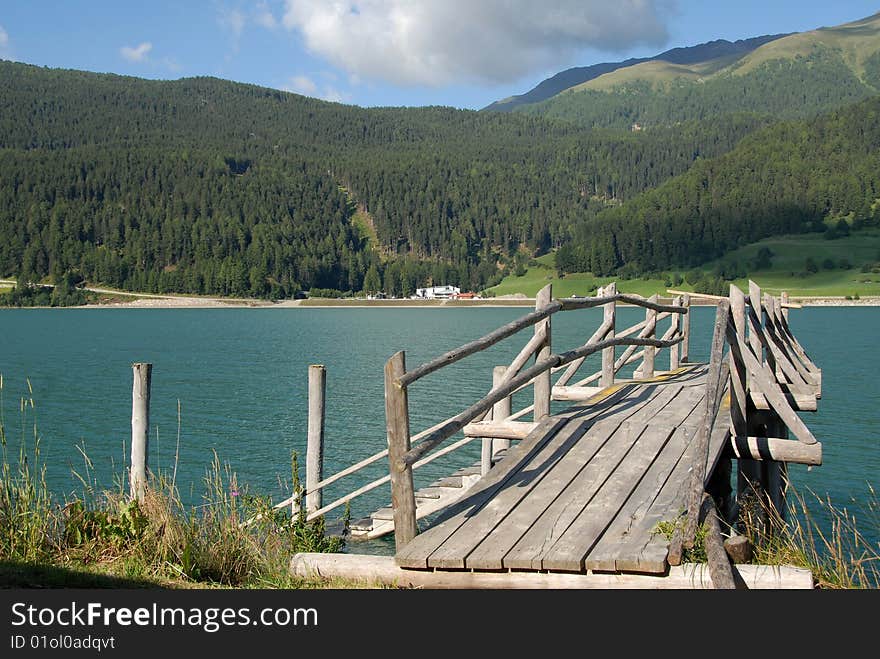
[
  {"left": 487, "top": 229, "right": 880, "bottom": 299},
  {"left": 0, "top": 378, "right": 350, "bottom": 589}
]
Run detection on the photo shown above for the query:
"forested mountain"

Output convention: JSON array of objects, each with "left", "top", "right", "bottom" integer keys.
[
  {"left": 0, "top": 60, "right": 770, "bottom": 298},
  {"left": 556, "top": 95, "right": 880, "bottom": 276},
  {"left": 2, "top": 11, "right": 880, "bottom": 301},
  {"left": 482, "top": 34, "right": 785, "bottom": 112},
  {"left": 497, "top": 13, "right": 880, "bottom": 131}
]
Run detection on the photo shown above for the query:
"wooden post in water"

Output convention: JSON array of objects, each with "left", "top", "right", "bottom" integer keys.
[
  {"left": 385, "top": 351, "right": 418, "bottom": 550},
  {"left": 780, "top": 291, "right": 789, "bottom": 322},
  {"left": 601, "top": 282, "right": 616, "bottom": 387},
  {"left": 533, "top": 284, "right": 552, "bottom": 420},
  {"left": 680, "top": 293, "right": 691, "bottom": 363},
  {"left": 130, "top": 362, "right": 152, "bottom": 503},
  {"left": 306, "top": 364, "right": 326, "bottom": 515}
]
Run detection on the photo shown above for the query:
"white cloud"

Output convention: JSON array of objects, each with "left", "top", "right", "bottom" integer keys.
[
  {"left": 0, "top": 24, "right": 9, "bottom": 50},
  {"left": 254, "top": 1, "right": 279, "bottom": 29},
  {"left": 284, "top": 73, "right": 351, "bottom": 103},
  {"left": 220, "top": 8, "right": 247, "bottom": 38},
  {"left": 120, "top": 42, "right": 153, "bottom": 63},
  {"left": 286, "top": 74, "right": 318, "bottom": 95},
  {"left": 281, "top": 0, "right": 672, "bottom": 86}
]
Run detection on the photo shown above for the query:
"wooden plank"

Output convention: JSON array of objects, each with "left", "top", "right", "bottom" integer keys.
[
  {"left": 429, "top": 418, "right": 596, "bottom": 569},
  {"left": 599, "top": 389, "right": 732, "bottom": 573},
  {"left": 429, "top": 382, "right": 680, "bottom": 570},
  {"left": 394, "top": 414, "right": 571, "bottom": 568},
  {"left": 397, "top": 384, "right": 639, "bottom": 569},
  {"left": 503, "top": 384, "right": 698, "bottom": 571},
  {"left": 539, "top": 423, "right": 674, "bottom": 572},
  {"left": 585, "top": 396, "right": 706, "bottom": 572}
]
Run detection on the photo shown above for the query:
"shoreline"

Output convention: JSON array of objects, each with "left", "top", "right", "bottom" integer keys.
[{"left": 2, "top": 294, "right": 876, "bottom": 310}]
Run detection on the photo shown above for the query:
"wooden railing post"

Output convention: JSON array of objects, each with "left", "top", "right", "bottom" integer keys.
[
  {"left": 306, "top": 364, "right": 326, "bottom": 515},
  {"left": 489, "top": 365, "right": 512, "bottom": 469},
  {"left": 669, "top": 295, "right": 681, "bottom": 371},
  {"left": 601, "top": 282, "right": 616, "bottom": 387},
  {"left": 748, "top": 281, "right": 763, "bottom": 367},
  {"left": 640, "top": 294, "right": 657, "bottom": 379},
  {"left": 130, "top": 362, "right": 152, "bottom": 503},
  {"left": 533, "top": 283, "right": 552, "bottom": 420},
  {"left": 780, "top": 291, "right": 789, "bottom": 322},
  {"left": 729, "top": 285, "right": 748, "bottom": 440},
  {"left": 385, "top": 351, "right": 417, "bottom": 550},
  {"left": 680, "top": 293, "right": 691, "bottom": 363}
]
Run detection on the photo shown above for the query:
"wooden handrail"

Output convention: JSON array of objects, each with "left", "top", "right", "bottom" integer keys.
[
  {"left": 401, "top": 332, "right": 683, "bottom": 468},
  {"left": 399, "top": 291, "right": 686, "bottom": 388}
]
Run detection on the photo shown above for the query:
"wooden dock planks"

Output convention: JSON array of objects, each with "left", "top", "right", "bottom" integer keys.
[{"left": 396, "top": 365, "right": 728, "bottom": 575}]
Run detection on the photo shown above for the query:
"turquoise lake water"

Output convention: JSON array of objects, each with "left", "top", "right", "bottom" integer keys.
[{"left": 0, "top": 305, "right": 877, "bottom": 555}]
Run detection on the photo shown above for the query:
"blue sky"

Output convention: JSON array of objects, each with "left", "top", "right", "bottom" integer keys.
[{"left": 1, "top": 2, "right": 878, "bottom": 109}]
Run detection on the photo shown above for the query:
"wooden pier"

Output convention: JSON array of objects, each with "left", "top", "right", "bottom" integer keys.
[{"left": 289, "top": 281, "right": 823, "bottom": 589}]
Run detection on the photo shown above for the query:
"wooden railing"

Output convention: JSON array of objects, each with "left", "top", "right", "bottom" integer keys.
[
  {"left": 668, "top": 281, "right": 822, "bottom": 587},
  {"left": 383, "top": 283, "right": 690, "bottom": 549}
]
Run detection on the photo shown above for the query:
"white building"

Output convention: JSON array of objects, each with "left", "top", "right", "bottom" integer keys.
[{"left": 414, "top": 285, "right": 460, "bottom": 299}]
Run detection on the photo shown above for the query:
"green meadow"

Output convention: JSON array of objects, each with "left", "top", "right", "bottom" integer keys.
[{"left": 486, "top": 230, "right": 880, "bottom": 299}]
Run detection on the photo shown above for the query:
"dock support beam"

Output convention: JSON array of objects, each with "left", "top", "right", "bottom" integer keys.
[
  {"left": 306, "top": 364, "right": 326, "bottom": 515},
  {"left": 130, "top": 362, "right": 152, "bottom": 503},
  {"left": 385, "top": 351, "right": 418, "bottom": 550}
]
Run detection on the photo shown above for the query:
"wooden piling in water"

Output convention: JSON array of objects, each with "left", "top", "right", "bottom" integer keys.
[
  {"left": 130, "top": 362, "right": 152, "bottom": 503},
  {"left": 306, "top": 364, "right": 326, "bottom": 515}
]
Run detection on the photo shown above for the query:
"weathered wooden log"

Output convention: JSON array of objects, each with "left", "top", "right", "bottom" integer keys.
[
  {"left": 729, "top": 284, "right": 748, "bottom": 440},
  {"left": 306, "top": 364, "right": 326, "bottom": 514},
  {"left": 682, "top": 299, "right": 730, "bottom": 549},
  {"left": 551, "top": 385, "right": 605, "bottom": 401},
  {"left": 398, "top": 301, "right": 562, "bottom": 387},
  {"left": 669, "top": 295, "right": 682, "bottom": 371},
  {"left": 491, "top": 365, "right": 512, "bottom": 460},
  {"left": 700, "top": 494, "right": 738, "bottom": 589},
  {"left": 290, "top": 553, "right": 814, "bottom": 589},
  {"left": 680, "top": 293, "right": 691, "bottom": 362},
  {"left": 385, "top": 351, "right": 417, "bottom": 549},
  {"left": 560, "top": 294, "right": 685, "bottom": 314},
  {"left": 601, "top": 283, "right": 616, "bottom": 387},
  {"left": 726, "top": 318, "right": 817, "bottom": 446},
  {"left": 465, "top": 420, "right": 538, "bottom": 440},
  {"left": 724, "top": 534, "right": 753, "bottom": 564},
  {"left": 534, "top": 284, "right": 553, "bottom": 420},
  {"left": 641, "top": 294, "right": 657, "bottom": 379},
  {"left": 130, "top": 362, "right": 152, "bottom": 503}
]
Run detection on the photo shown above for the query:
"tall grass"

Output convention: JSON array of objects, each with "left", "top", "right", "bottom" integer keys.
[
  {"left": 739, "top": 481, "right": 880, "bottom": 589},
  {"left": 0, "top": 376, "right": 347, "bottom": 587}
]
